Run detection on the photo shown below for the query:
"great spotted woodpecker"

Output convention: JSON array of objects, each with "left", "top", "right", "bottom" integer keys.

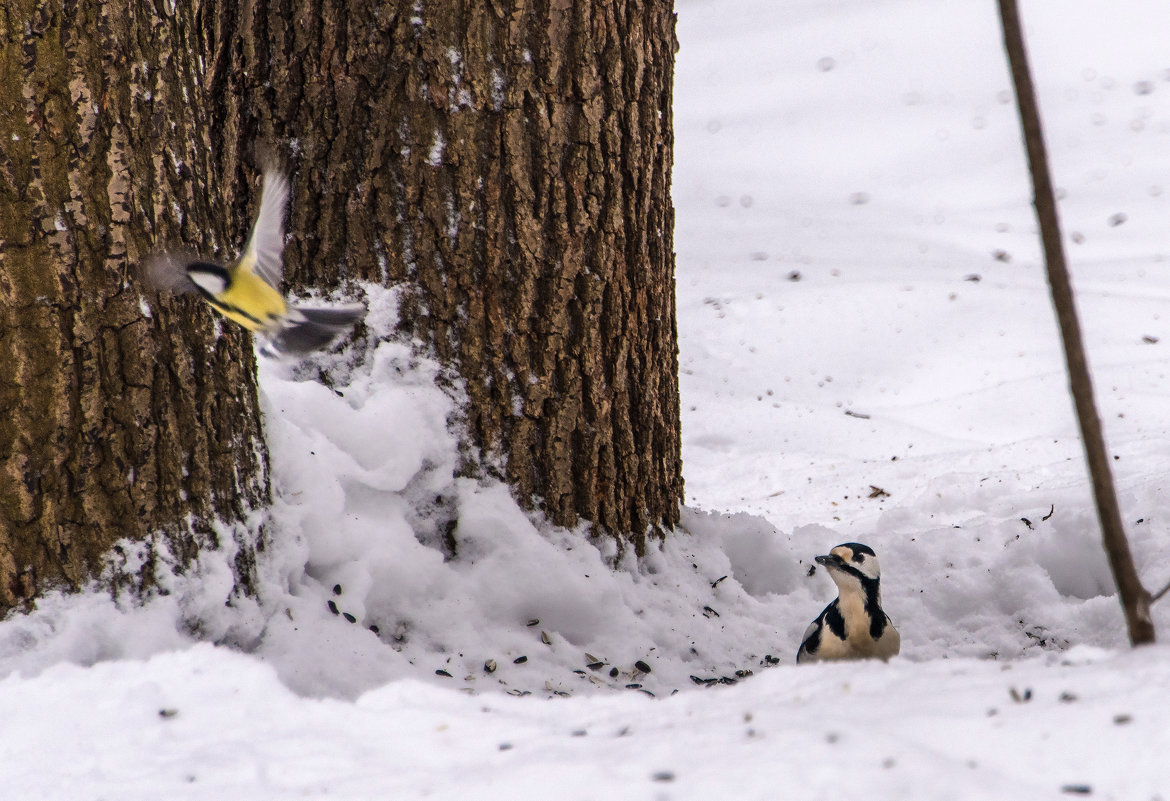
[{"left": 797, "top": 542, "right": 900, "bottom": 664}]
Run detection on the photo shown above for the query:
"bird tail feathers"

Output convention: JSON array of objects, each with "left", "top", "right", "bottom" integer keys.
[{"left": 266, "top": 302, "right": 366, "bottom": 356}]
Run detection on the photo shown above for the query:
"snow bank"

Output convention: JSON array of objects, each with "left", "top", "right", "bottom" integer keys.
[{"left": 6, "top": 641, "right": 1170, "bottom": 800}]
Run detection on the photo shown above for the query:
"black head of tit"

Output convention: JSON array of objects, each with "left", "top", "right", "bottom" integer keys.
[
  {"left": 796, "top": 542, "right": 900, "bottom": 664},
  {"left": 143, "top": 169, "right": 365, "bottom": 357}
]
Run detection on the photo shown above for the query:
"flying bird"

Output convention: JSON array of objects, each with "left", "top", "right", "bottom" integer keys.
[{"left": 144, "top": 170, "right": 364, "bottom": 357}]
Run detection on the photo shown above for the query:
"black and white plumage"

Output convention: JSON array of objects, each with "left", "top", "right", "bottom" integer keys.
[{"left": 796, "top": 542, "right": 900, "bottom": 664}]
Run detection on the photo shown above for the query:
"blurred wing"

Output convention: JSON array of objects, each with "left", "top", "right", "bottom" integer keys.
[
  {"left": 240, "top": 170, "right": 289, "bottom": 290},
  {"left": 266, "top": 303, "right": 367, "bottom": 357},
  {"left": 292, "top": 303, "right": 366, "bottom": 328},
  {"left": 140, "top": 251, "right": 201, "bottom": 294}
]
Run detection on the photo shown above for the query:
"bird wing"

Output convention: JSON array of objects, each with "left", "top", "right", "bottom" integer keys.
[
  {"left": 239, "top": 170, "right": 290, "bottom": 290},
  {"left": 266, "top": 302, "right": 366, "bottom": 356},
  {"left": 140, "top": 250, "right": 203, "bottom": 294},
  {"left": 799, "top": 617, "right": 820, "bottom": 648},
  {"left": 796, "top": 603, "right": 831, "bottom": 662}
]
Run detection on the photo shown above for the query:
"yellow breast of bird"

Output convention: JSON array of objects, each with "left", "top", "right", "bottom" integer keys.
[{"left": 207, "top": 268, "right": 287, "bottom": 333}]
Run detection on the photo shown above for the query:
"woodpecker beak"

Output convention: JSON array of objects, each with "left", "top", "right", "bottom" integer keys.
[{"left": 815, "top": 553, "right": 845, "bottom": 569}]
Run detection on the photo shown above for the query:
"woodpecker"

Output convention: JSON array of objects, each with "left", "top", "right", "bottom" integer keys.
[{"left": 796, "top": 542, "right": 900, "bottom": 664}]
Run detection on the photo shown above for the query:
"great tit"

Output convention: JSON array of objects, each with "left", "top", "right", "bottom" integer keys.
[{"left": 144, "top": 169, "right": 365, "bottom": 357}]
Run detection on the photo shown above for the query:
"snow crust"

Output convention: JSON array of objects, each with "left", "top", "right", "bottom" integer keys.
[{"left": 4, "top": 0, "right": 1170, "bottom": 797}]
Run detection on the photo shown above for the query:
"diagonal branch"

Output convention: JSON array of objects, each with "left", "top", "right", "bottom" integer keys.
[
  {"left": 1152, "top": 581, "right": 1170, "bottom": 606},
  {"left": 997, "top": 0, "right": 1155, "bottom": 645}
]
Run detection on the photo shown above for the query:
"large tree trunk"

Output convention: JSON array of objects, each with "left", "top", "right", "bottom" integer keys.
[
  {"left": 221, "top": 0, "right": 683, "bottom": 553},
  {"left": 0, "top": 1, "right": 268, "bottom": 613}
]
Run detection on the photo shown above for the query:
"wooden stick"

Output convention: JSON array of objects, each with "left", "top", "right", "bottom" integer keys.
[{"left": 997, "top": 0, "right": 1154, "bottom": 645}]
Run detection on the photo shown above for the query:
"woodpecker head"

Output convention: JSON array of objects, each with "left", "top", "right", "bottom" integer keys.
[{"left": 815, "top": 542, "right": 882, "bottom": 594}]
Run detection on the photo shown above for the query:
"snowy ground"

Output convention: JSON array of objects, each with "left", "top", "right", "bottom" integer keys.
[{"left": 5, "top": 0, "right": 1170, "bottom": 798}]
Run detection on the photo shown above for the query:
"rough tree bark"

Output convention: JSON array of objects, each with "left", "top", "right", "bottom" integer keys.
[
  {"left": 218, "top": 0, "right": 683, "bottom": 553},
  {"left": 0, "top": 0, "right": 268, "bottom": 614},
  {"left": 998, "top": 0, "right": 1154, "bottom": 645}
]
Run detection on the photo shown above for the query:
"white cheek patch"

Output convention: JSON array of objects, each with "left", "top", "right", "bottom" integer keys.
[
  {"left": 188, "top": 269, "right": 228, "bottom": 296},
  {"left": 856, "top": 556, "right": 881, "bottom": 580}
]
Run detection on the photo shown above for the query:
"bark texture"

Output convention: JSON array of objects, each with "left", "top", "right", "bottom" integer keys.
[
  {"left": 0, "top": 0, "right": 268, "bottom": 612},
  {"left": 221, "top": 0, "right": 683, "bottom": 552}
]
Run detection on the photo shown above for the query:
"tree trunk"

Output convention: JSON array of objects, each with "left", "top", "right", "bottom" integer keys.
[
  {"left": 0, "top": 0, "right": 268, "bottom": 613},
  {"left": 222, "top": 0, "right": 683, "bottom": 553}
]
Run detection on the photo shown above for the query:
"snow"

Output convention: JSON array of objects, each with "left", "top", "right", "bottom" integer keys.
[
  {"left": 5, "top": 0, "right": 1170, "bottom": 797},
  {"left": 7, "top": 644, "right": 1170, "bottom": 799}
]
